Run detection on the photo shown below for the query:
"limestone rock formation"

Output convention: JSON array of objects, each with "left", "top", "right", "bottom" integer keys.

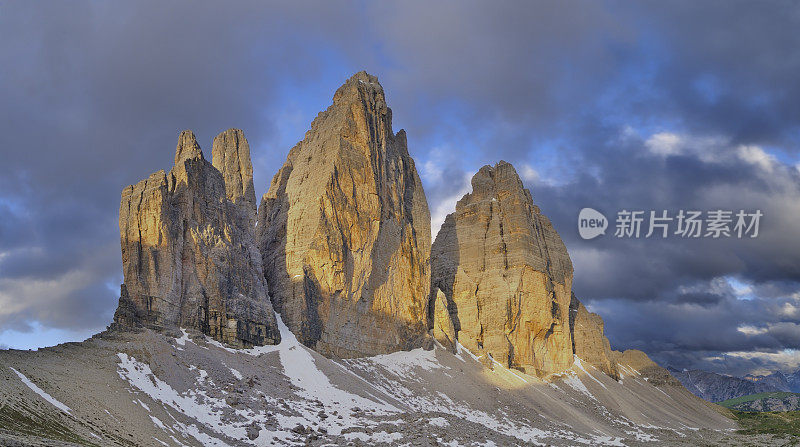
[
  {"left": 431, "top": 289, "right": 457, "bottom": 353},
  {"left": 212, "top": 128, "right": 257, "bottom": 225},
  {"left": 113, "top": 129, "right": 279, "bottom": 348},
  {"left": 613, "top": 349, "right": 682, "bottom": 387},
  {"left": 569, "top": 294, "right": 618, "bottom": 379},
  {"left": 256, "top": 71, "right": 431, "bottom": 357},
  {"left": 430, "top": 161, "right": 574, "bottom": 377}
]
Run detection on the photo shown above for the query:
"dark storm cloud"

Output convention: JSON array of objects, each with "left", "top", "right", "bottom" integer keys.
[
  {"left": 0, "top": 0, "right": 371, "bottom": 333},
  {"left": 363, "top": 0, "right": 800, "bottom": 374},
  {"left": 2, "top": 1, "right": 800, "bottom": 374}
]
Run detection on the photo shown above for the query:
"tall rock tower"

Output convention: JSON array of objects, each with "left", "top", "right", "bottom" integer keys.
[
  {"left": 113, "top": 129, "right": 280, "bottom": 348},
  {"left": 257, "top": 72, "right": 431, "bottom": 357},
  {"left": 430, "top": 161, "right": 574, "bottom": 376}
]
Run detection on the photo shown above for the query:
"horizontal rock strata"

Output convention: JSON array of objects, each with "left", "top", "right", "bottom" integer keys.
[{"left": 430, "top": 161, "right": 574, "bottom": 377}]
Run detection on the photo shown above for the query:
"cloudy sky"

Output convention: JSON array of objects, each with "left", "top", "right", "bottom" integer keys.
[{"left": 2, "top": 1, "right": 800, "bottom": 376}]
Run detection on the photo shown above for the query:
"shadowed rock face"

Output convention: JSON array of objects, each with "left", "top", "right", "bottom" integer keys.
[
  {"left": 569, "top": 293, "right": 618, "bottom": 379},
  {"left": 113, "top": 129, "right": 279, "bottom": 348},
  {"left": 256, "top": 71, "right": 431, "bottom": 357},
  {"left": 430, "top": 161, "right": 574, "bottom": 377}
]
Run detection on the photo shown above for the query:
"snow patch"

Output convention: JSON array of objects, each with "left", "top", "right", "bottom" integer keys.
[
  {"left": 9, "top": 367, "right": 72, "bottom": 415},
  {"left": 429, "top": 416, "right": 449, "bottom": 427},
  {"left": 228, "top": 367, "right": 243, "bottom": 380},
  {"left": 573, "top": 356, "right": 607, "bottom": 389},
  {"left": 368, "top": 347, "right": 443, "bottom": 375},
  {"left": 560, "top": 371, "right": 596, "bottom": 401},
  {"left": 343, "top": 431, "right": 403, "bottom": 443},
  {"left": 175, "top": 328, "right": 190, "bottom": 347},
  {"left": 116, "top": 353, "right": 242, "bottom": 445}
]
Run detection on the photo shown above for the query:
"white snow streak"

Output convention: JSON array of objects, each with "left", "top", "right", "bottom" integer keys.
[{"left": 9, "top": 367, "right": 72, "bottom": 415}]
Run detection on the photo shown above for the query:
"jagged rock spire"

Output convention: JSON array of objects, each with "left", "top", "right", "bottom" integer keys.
[
  {"left": 174, "top": 129, "right": 203, "bottom": 165},
  {"left": 114, "top": 130, "right": 279, "bottom": 348},
  {"left": 569, "top": 293, "right": 618, "bottom": 379},
  {"left": 256, "top": 71, "right": 431, "bottom": 357},
  {"left": 212, "top": 128, "right": 257, "bottom": 225},
  {"left": 430, "top": 161, "right": 574, "bottom": 377}
]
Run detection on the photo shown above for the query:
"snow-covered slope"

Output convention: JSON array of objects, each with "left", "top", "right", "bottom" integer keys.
[{"left": 1, "top": 319, "right": 737, "bottom": 446}]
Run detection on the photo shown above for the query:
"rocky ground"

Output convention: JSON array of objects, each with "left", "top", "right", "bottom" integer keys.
[{"left": 1, "top": 316, "right": 788, "bottom": 446}]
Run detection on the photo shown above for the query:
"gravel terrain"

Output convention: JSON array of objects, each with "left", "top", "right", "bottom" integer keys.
[{"left": 0, "top": 319, "right": 784, "bottom": 446}]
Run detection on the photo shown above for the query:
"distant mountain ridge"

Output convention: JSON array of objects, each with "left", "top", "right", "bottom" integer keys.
[
  {"left": 744, "top": 369, "right": 800, "bottom": 393},
  {"left": 669, "top": 367, "right": 800, "bottom": 402},
  {"left": 718, "top": 392, "right": 800, "bottom": 412}
]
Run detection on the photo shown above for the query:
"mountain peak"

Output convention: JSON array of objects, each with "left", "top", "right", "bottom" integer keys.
[
  {"left": 256, "top": 69, "right": 430, "bottom": 357},
  {"left": 174, "top": 129, "right": 203, "bottom": 165},
  {"left": 333, "top": 70, "right": 386, "bottom": 107},
  {"left": 431, "top": 159, "right": 575, "bottom": 376}
]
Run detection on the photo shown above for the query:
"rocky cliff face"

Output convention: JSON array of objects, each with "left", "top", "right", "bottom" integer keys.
[
  {"left": 256, "top": 71, "right": 431, "bottom": 357},
  {"left": 212, "top": 128, "right": 258, "bottom": 226},
  {"left": 113, "top": 129, "right": 279, "bottom": 348},
  {"left": 569, "top": 294, "right": 618, "bottom": 379},
  {"left": 430, "top": 161, "right": 574, "bottom": 377},
  {"left": 431, "top": 288, "right": 457, "bottom": 353}
]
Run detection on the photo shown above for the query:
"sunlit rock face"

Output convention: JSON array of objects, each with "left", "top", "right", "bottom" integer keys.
[
  {"left": 430, "top": 161, "right": 575, "bottom": 377},
  {"left": 113, "top": 129, "right": 279, "bottom": 348},
  {"left": 256, "top": 71, "right": 431, "bottom": 357},
  {"left": 431, "top": 288, "right": 457, "bottom": 354}
]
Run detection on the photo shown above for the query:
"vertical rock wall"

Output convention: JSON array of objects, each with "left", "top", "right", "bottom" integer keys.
[
  {"left": 256, "top": 72, "right": 431, "bottom": 357},
  {"left": 569, "top": 293, "right": 618, "bottom": 379},
  {"left": 113, "top": 130, "right": 279, "bottom": 348},
  {"left": 430, "top": 161, "right": 574, "bottom": 377}
]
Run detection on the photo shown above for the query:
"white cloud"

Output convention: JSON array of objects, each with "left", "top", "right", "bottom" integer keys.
[
  {"left": 736, "top": 325, "right": 768, "bottom": 336},
  {"left": 422, "top": 159, "right": 443, "bottom": 183},
  {"left": 520, "top": 164, "right": 539, "bottom": 182},
  {"left": 725, "top": 276, "right": 754, "bottom": 300},
  {"left": 721, "top": 349, "right": 800, "bottom": 375},
  {"left": 780, "top": 301, "right": 800, "bottom": 318},
  {"left": 737, "top": 145, "right": 776, "bottom": 173},
  {"left": 644, "top": 131, "right": 780, "bottom": 176},
  {"left": 0, "top": 270, "right": 94, "bottom": 319},
  {"left": 429, "top": 173, "right": 471, "bottom": 239},
  {"left": 645, "top": 132, "right": 683, "bottom": 156}
]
